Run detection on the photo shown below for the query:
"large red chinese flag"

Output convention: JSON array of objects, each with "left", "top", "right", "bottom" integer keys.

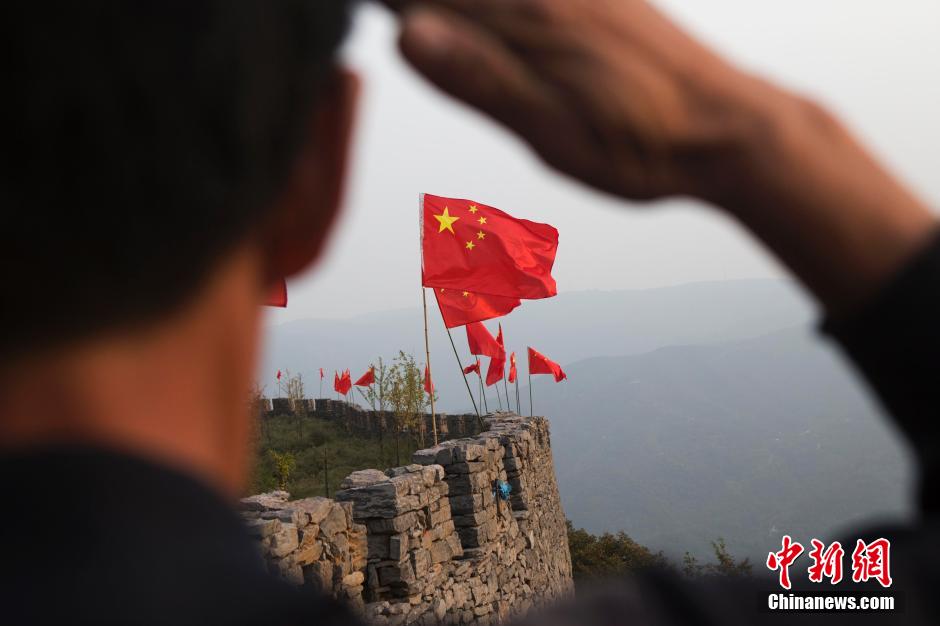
[
  {"left": 354, "top": 367, "right": 375, "bottom": 387},
  {"left": 485, "top": 325, "right": 507, "bottom": 386},
  {"left": 528, "top": 347, "right": 567, "bottom": 382},
  {"left": 422, "top": 194, "right": 558, "bottom": 299},
  {"left": 341, "top": 369, "right": 352, "bottom": 395},
  {"left": 508, "top": 352, "right": 517, "bottom": 384},
  {"left": 265, "top": 279, "right": 288, "bottom": 307},
  {"left": 424, "top": 365, "right": 434, "bottom": 395},
  {"left": 466, "top": 322, "right": 501, "bottom": 357},
  {"left": 434, "top": 288, "right": 521, "bottom": 329}
]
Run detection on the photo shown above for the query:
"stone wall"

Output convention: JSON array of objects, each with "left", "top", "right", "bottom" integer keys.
[
  {"left": 263, "top": 398, "right": 483, "bottom": 442},
  {"left": 243, "top": 414, "right": 573, "bottom": 625}
]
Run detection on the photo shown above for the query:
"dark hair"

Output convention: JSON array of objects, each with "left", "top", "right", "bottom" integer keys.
[{"left": 0, "top": 1, "right": 352, "bottom": 355}]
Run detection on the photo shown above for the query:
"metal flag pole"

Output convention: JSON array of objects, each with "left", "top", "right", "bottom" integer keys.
[
  {"left": 529, "top": 373, "right": 533, "bottom": 417},
  {"left": 421, "top": 287, "right": 439, "bottom": 446},
  {"left": 479, "top": 370, "right": 488, "bottom": 414},
  {"left": 528, "top": 347, "right": 534, "bottom": 417},
  {"left": 515, "top": 373, "right": 521, "bottom": 415},
  {"left": 444, "top": 325, "right": 484, "bottom": 429},
  {"left": 502, "top": 372, "right": 511, "bottom": 414},
  {"left": 417, "top": 194, "right": 440, "bottom": 446}
]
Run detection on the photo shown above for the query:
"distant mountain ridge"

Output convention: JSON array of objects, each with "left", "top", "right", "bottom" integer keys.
[
  {"left": 534, "top": 326, "right": 913, "bottom": 562},
  {"left": 261, "top": 279, "right": 814, "bottom": 411}
]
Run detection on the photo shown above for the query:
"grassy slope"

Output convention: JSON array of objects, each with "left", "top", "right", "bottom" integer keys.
[{"left": 248, "top": 414, "right": 423, "bottom": 498}]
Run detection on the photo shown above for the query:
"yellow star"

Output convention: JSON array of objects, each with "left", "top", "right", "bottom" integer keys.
[
  {"left": 478, "top": 216, "right": 487, "bottom": 225},
  {"left": 433, "top": 207, "right": 460, "bottom": 234},
  {"left": 468, "top": 205, "right": 478, "bottom": 214},
  {"left": 462, "top": 291, "right": 470, "bottom": 297},
  {"left": 476, "top": 230, "right": 486, "bottom": 240},
  {"left": 465, "top": 240, "right": 475, "bottom": 251}
]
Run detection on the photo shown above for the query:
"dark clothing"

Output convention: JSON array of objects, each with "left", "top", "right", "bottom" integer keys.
[
  {"left": 0, "top": 448, "right": 355, "bottom": 626},
  {"left": 2, "top": 235, "right": 939, "bottom": 625}
]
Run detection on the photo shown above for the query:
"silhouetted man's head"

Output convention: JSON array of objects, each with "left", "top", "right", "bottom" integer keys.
[{"left": 2, "top": 1, "right": 355, "bottom": 355}]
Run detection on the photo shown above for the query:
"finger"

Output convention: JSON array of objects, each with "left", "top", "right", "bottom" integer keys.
[{"left": 398, "top": 7, "right": 568, "bottom": 149}]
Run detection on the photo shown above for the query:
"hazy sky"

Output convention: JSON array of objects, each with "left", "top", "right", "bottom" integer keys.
[{"left": 266, "top": 0, "right": 940, "bottom": 324}]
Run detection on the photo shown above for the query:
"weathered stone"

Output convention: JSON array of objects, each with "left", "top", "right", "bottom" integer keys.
[
  {"left": 269, "top": 523, "right": 299, "bottom": 557},
  {"left": 343, "top": 571, "right": 366, "bottom": 587},
  {"left": 244, "top": 517, "right": 280, "bottom": 538},
  {"left": 341, "top": 469, "right": 390, "bottom": 489},
  {"left": 284, "top": 497, "right": 334, "bottom": 525},
  {"left": 239, "top": 490, "right": 290, "bottom": 512},
  {"left": 411, "top": 548, "right": 431, "bottom": 578},
  {"left": 294, "top": 539, "right": 324, "bottom": 565},
  {"left": 367, "top": 512, "right": 417, "bottom": 535},
  {"left": 429, "top": 540, "right": 452, "bottom": 564},
  {"left": 319, "top": 504, "right": 348, "bottom": 537},
  {"left": 304, "top": 561, "right": 333, "bottom": 592},
  {"left": 389, "top": 533, "right": 407, "bottom": 561}
]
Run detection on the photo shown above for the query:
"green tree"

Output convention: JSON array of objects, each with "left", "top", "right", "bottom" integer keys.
[
  {"left": 682, "top": 538, "right": 753, "bottom": 579},
  {"left": 388, "top": 351, "right": 430, "bottom": 463},
  {"left": 268, "top": 450, "right": 296, "bottom": 491},
  {"left": 284, "top": 370, "right": 305, "bottom": 441},
  {"left": 355, "top": 357, "right": 392, "bottom": 465},
  {"left": 566, "top": 521, "right": 752, "bottom": 585},
  {"left": 566, "top": 520, "right": 670, "bottom": 581}
]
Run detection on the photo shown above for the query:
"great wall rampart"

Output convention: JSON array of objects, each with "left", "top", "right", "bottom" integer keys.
[
  {"left": 241, "top": 413, "right": 574, "bottom": 625},
  {"left": 259, "top": 397, "right": 483, "bottom": 442}
]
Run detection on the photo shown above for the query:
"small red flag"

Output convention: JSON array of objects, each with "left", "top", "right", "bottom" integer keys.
[
  {"left": 340, "top": 369, "right": 352, "bottom": 395},
  {"left": 463, "top": 358, "right": 481, "bottom": 376},
  {"left": 508, "top": 352, "right": 517, "bottom": 384},
  {"left": 434, "top": 288, "right": 521, "bottom": 329},
  {"left": 485, "top": 324, "right": 507, "bottom": 386},
  {"left": 333, "top": 371, "right": 341, "bottom": 393},
  {"left": 264, "top": 279, "right": 288, "bottom": 307},
  {"left": 354, "top": 367, "right": 375, "bottom": 387},
  {"left": 422, "top": 194, "right": 558, "bottom": 300},
  {"left": 320, "top": 368, "right": 324, "bottom": 379},
  {"left": 424, "top": 365, "right": 434, "bottom": 395},
  {"left": 276, "top": 369, "right": 282, "bottom": 381},
  {"left": 528, "top": 347, "right": 567, "bottom": 382},
  {"left": 466, "top": 322, "right": 501, "bottom": 357}
]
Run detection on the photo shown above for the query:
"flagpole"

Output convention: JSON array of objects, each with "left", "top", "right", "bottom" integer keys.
[
  {"left": 444, "top": 326, "right": 483, "bottom": 429},
  {"left": 502, "top": 373, "right": 511, "bottom": 414},
  {"left": 421, "top": 287, "right": 439, "bottom": 446},
  {"left": 528, "top": 346, "right": 534, "bottom": 417},
  {"left": 479, "top": 371, "right": 488, "bottom": 414},
  {"left": 515, "top": 375, "right": 521, "bottom": 415}
]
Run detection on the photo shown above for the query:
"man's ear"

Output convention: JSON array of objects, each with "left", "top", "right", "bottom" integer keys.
[{"left": 262, "top": 68, "right": 360, "bottom": 284}]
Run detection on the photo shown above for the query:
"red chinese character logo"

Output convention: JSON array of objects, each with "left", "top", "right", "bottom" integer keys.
[
  {"left": 807, "top": 539, "right": 844, "bottom": 584},
  {"left": 851, "top": 538, "right": 892, "bottom": 588},
  {"left": 767, "top": 535, "right": 804, "bottom": 589}
]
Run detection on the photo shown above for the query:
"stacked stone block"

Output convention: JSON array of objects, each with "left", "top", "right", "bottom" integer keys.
[
  {"left": 335, "top": 464, "right": 464, "bottom": 623},
  {"left": 240, "top": 491, "right": 368, "bottom": 611}
]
